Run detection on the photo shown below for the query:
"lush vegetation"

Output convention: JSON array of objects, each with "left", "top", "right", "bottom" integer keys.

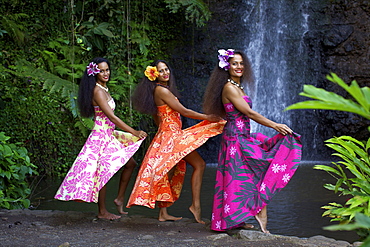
[
  {"left": 0, "top": 132, "right": 38, "bottom": 209},
  {"left": 286, "top": 73, "right": 370, "bottom": 245},
  {"left": 0, "top": 0, "right": 211, "bottom": 208}
]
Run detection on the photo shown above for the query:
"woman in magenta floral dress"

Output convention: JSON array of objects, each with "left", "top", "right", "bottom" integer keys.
[
  {"left": 203, "top": 49, "right": 302, "bottom": 233},
  {"left": 54, "top": 57, "right": 147, "bottom": 220}
]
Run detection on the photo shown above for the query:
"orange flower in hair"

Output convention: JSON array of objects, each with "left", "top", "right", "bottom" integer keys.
[{"left": 144, "top": 66, "right": 159, "bottom": 81}]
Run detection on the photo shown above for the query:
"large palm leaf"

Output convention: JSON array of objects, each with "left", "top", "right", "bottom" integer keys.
[{"left": 285, "top": 72, "right": 370, "bottom": 120}]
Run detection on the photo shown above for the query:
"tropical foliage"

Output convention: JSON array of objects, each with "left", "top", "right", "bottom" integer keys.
[
  {"left": 0, "top": 0, "right": 211, "bottom": 208},
  {"left": 286, "top": 73, "right": 370, "bottom": 243},
  {"left": 286, "top": 73, "right": 370, "bottom": 120},
  {"left": 324, "top": 213, "right": 370, "bottom": 246},
  {"left": 0, "top": 132, "right": 38, "bottom": 209},
  {"left": 0, "top": 0, "right": 211, "bottom": 177}
]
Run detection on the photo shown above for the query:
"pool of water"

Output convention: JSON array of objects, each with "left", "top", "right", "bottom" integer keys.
[{"left": 32, "top": 161, "right": 359, "bottom": 243}]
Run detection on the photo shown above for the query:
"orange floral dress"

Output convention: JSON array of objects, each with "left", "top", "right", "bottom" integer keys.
[{"left": 127, "top": 104, "right": 226, "bottom": 209}]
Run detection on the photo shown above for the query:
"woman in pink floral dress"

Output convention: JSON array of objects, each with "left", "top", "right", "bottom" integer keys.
[
  {"left": 54, "top": 57, "right": 147, "bottom": 220},
  {"left": 203, "top": 50, "right": 302, "bottom": 233}
]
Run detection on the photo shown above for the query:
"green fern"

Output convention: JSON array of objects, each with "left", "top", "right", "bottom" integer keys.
[
  {"left": 9, "top": 60, "right": 78, "bottom": 99},
  {"left": 1, "top": 13, "right": 28, "bottom": 45},
  {"left": 165, "top": 0, "right": 211, "bottom": 27}
]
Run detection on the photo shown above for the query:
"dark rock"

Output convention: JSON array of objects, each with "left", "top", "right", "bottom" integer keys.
[
  {"left": 2, "top": 209, "right": 321, "bottom": 246},
  {"left": 167, "top": 0, "right": 370, "bottom": 161},
  {"left": 323, "top": 25, "right": 354, "bottom": 47}
]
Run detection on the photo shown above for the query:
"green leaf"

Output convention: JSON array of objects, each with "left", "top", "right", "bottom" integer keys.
[
  {"left": 326, "top": 143, "right": 354, "bottom": 158},
  {"left": 101, "top": 29, "right": 114, "bottom": 38},
  {"left": 22, "top": 199, "right": 30, "bottom": 209},
  {"left": 328, "top": 202, "right": 344, "bottom": 207},
  {"left": 351, "top": 179, "right": 370, "bottom": 195},
  {"left": 285, "top": 73, "right": 370, "bottom": 120},
  {"left": 323, "top": 223, "right": 362, "bottom": 231},
  {"left": 3, "top": 144, "right": 13, "bottom": 157},
  {"left": 336, "top": 136, "right": 365, "bottom": 147},
  {"left": 366, "top": 137, "right": 370, "bottom": 152},
  {"left": 362, "top": 87, "right": 370, "bottom": 108},
  {"left": 314, "top": 164, "right": 342, "bottom": 176},
  {"left": 323, "top": 183, "right": 344, "bottom": 192},
  {"left": 327, "top": 73, "right": 370, "bottom": 111},
  {"left": 335, "top": 178, "right": 344, "bottom": 193},
  {"left": 54, "top": 65, "right": 70, "bottom": 76},
  {"left": 355, "top": 213, "right": 370, "bottom": 227},
  {"left": 346, "top": 196, "right": 368, "bottom": 208},
  {"left": 4, "top": 171, "right": 11, "bottom": 179}
]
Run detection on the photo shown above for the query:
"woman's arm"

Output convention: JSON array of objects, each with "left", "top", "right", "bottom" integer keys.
[
  {"left": 155, "top": 87, "right": 221, "bottom": 122},
  {"left": 93, "top": 88, "right": 147, "bottom": 139},
  {"left": 223, "top": 85, "right": 292, "bottom": 135}
]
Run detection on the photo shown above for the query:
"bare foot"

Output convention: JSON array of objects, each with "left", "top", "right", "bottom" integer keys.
[
  {"left": 158, "top": 208, "right": 182, "bottom": 222},
  {"left": 158, "top": 215, "right": 182, "bottom": 222},
  {"left": 255, "top": 214, "right": 270, "bottom": 234},
  {"left": 241, "top": 223, "right": 255, "bottom": 229},
  {"left": 98, "top": 211, "right": 121, "bottom": 220},
  {"left": 114, "top": 199, "right": 128, "bottom": 215},
  {"left": 189, "top": 205, "right": 205, "bottom": 224}
]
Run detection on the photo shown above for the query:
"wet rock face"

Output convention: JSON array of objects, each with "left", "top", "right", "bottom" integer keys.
[
  {"left": 323, "top": 25, "right": 354, "bottom": 48},
  {"left": 169, "top": 0, "right": 370, "bottom": 162},
  {"left": 310, "top": 0, "right": 370, "bottom": 140}
]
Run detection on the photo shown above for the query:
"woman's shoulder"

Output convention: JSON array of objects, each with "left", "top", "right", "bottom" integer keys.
[
  {"left": 222, "top": 83, "right": 247, "bottom": 102},
  {"left": 93, "top": 86, "right": 111, "bottom": 103},
  {"left": 223, "top": 82, "right": 233, "bottom": 90},
  {"left": 223, "top": 82, "right": 240, "bottom": 95},
  {"left": 154, "top": 85, "right": 172, "bottom": 95}
]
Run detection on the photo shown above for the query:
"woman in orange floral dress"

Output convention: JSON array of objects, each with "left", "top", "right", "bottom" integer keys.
[{"left": 127, "top": 60, "right": 225, "bottom": 223}]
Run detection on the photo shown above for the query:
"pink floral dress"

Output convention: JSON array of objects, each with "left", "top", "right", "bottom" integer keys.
[
  {"left": 211, "top": 95, "right": 302, "bottom": 231},
  {"left": 54, "top": 98, "right": 144, "bottom": 203}
]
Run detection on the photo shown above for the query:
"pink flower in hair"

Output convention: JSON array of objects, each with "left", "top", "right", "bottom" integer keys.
[{"left": 86, "top": 62, "right": 100, "bottom": 76}]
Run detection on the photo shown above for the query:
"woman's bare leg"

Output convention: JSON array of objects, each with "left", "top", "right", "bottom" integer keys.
[
  {"left": 158, "top": 207, "right": 182, "bottom": 221},
  {"left": 157, "top": 167, "right": 182, "bottom": 221},
  {"left": 114, "top": 157, "right": 136, "bottom": 214},
  {"left": 255, "top": 206, "right": 270, "bottom": 233},
  {"left": 183, "top": 150, "right": 206, "bottom": 224},
  {"left": 98, "top": 185, "right": 121, "bottom": 220}
]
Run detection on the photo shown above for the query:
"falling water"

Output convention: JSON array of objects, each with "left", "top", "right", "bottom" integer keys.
[
  {"left": 243, "top": 0, "right": 307, "bottom": 131},
  {"left": 240, "top": 0, "right": 325, "bottom": 161}
]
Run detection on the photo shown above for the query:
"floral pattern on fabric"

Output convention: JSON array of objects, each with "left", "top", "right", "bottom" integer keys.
[
  {"left": 54, "top": 98, "right": 144, "bottom": 203},
  {"left": 127, "top": 104, "right": 226, "bottom": 209},
  {"left": 211, "top": 95, "right": 302, "bottom": 231}
]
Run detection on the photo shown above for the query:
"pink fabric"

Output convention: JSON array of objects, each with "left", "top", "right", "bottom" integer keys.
[
  {"left": 211, "top": 96, "right": 302, "bottom": 231},
  {"left": 55, "top": 98, "right": 144, "bottom": 203}
]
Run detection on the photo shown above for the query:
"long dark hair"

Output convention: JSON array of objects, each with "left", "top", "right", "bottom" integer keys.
[
  {"left": 78, "top": 57, "right": 111, "bottom": 118},
  {"left": 131, "top": 60, "right": 180, "bottom": 115},
  {"left": 203, "top": 50, "right": 254, "bottom": 118}
]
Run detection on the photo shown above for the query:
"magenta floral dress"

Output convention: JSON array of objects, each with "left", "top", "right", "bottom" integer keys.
[
  {"left": 211, "top": 95, "right": 302, "bottom": 231},
  {"left": 54, "top": 98, "right": 144, "bottom": 203}
]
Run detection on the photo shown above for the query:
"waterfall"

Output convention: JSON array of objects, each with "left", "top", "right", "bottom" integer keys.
[
  {"left": 238, "top": 0, "right": 326, "bottom": 161},
  {"left": 174, "top": 0, "right": 330, "bottom": 161},
  {"left": 242, "top": 0, "right": 311, "bottom": 136}
]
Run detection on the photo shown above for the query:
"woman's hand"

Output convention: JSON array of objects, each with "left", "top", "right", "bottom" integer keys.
[
  {"left": 273, "top": 123, "right": 293, "bottom": 135},
  {"left": 206, "top": 114, "right": 223, "bottom": 122},
  {"left": 134, "top": 130, "right": 147, "bottom": 139}
]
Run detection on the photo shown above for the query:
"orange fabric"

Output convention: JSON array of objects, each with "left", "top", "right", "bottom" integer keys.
[{"left": 127, "top": 104, "right": 225, "bottom": 209}]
